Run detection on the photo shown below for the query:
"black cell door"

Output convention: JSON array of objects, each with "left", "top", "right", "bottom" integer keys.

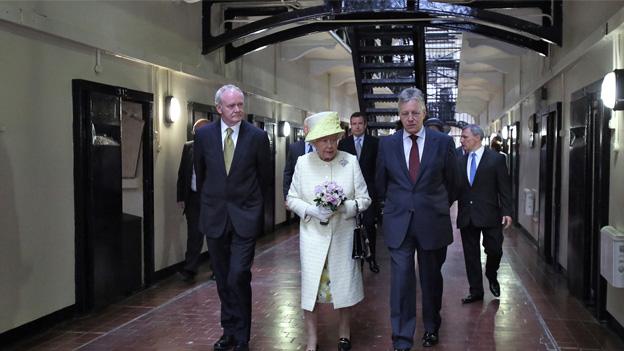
[
  {"left": 568, "top": 83, "right": 611, "bottom": 318},
  {"left": 73, "top": 80, "right": 153, "bottom": 311},
  {"left": 537, "top": 103, "right": 562, "bottom": 264},
  {"left": 507, "top": 122, "right": 520, "bottom": 221}
]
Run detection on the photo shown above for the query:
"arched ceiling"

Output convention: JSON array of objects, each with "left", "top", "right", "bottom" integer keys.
[{"left": 201, "top": 0, "right": 562, "bottom": 125}]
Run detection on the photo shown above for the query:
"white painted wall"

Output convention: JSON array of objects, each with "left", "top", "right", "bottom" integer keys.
[
  {"left": 0, "top": 1, "right": 357, "bottom": 333},
  {"left": 484, "top": 1, "right": 624, "bottom": 326}
]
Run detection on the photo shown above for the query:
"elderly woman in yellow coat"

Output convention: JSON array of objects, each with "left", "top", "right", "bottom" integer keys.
[{"left": 287, "top": 111, "right": 371, "bottom": 351}]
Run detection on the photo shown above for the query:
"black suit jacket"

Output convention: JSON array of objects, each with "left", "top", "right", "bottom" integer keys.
[
  {"left": 457, "top": 147, "right": 512, "bottom": 229},
  {"left": 194, "top": 120, "right": 271, "bottom": 238},
  {"left": 376, "top": 129, "right": 459, "bottom": 250},
  {"left": 282, "top": 140, "right": 306, "bottom": 200},
  {"left": 338, "top": 134, "right": 379, "bottom": 199},
  {"left": 177, "top": 141, "right": 194, "bottom": 205}
]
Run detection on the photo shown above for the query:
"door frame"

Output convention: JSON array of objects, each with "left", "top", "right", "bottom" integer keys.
[
  {"left": 72, "top": 79, "right": 154, "bottom": 311},
  {"left": 537, "top": 102, "right": 562, "bottom": 264},
  {"left": 568, "top": 80, "right": 611, "bottom": 319},
  {"left": 247, "top": 114, "right": 276, "bottom": 235}
]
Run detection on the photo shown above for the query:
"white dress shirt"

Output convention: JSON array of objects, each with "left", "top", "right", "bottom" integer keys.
[
  {"left": 466, "top": 145, "right": 485, "bottom": 180},
  {"left": 402, "top": 127, "right": 426, "bottom": 168},
  {"left": 220, "top": 119, "right": 241, "bottom": 149}
]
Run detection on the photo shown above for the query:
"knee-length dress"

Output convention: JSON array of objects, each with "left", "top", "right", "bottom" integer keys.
[{"left": 287, "top": 151, "right": 371, "bottom": 311}]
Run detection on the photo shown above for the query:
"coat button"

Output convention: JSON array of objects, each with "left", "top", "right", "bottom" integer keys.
[{"left": 470, "top": 201, "right": 473, "bottom": 204}]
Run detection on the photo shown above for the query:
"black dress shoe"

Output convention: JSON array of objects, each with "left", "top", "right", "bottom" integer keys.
[
  {"left": 422, "top": 331, "right": 439, "bottom": 347},
  {"left": 393, "top": 349, "right": 409, "bottom": 351},
  {"left": 178, "top": 270, "right": 196, "bottom": 283},
  {"left": 489, "top": 279, "right": 501, "bottom": 297},
  {"left": 338, "top": 337, "right": 351, "bottom": 350},
  {"left": 214, "top": 335, "right": 235, "bottom": 351},
  {"left": 461, "top": 294, "right": 484, "bottom": 304},
  {"left": 234, "top": 342, "right": 249, "bottom": 351},
  {"left": 367, "top": 259, "right": 380, "bottom": 273}
]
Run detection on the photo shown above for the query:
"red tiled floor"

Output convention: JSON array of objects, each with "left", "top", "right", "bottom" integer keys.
[{"left": 6, "top": 209, "right": 624, "bottom": 350}]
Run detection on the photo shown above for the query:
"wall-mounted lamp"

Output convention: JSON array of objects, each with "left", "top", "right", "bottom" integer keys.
[
  {"left": 601, "top": 69, "right": 624, "bottom": 110},
  {"left": 278, "top": 121, "right": 291, "bottom": 137},
  {"left": 501, "top": 126, "right": 509, "bottom": 140},
  {"left": 165, "top": 96, "right": 181, "bottom": 124}
]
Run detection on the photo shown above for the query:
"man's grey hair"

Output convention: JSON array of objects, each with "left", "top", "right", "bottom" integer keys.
[
  {"left": 397, "top": 87, "right": 426, "bottom": 112},
  {"left": 215, "top": 84, "right": 244, "bottom": 105},
  {"left": 192, "top": 118, "right": 210, "bottom": 135},
  {"left": 463, "top": 124, "right": 484, "bottom": 140}
]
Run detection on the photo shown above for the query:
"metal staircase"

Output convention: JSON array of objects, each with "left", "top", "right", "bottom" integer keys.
[{"left": 349, "top": 25, "right": 426, "bottom": 127}]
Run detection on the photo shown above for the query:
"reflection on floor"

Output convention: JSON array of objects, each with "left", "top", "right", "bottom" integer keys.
[{"left": 8, "top": 213, "right": 624, "bottom": 350}]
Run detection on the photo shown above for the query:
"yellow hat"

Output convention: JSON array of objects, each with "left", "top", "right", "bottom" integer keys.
[{"left": 305, "top": 111, "right": 344, "bottom": 142}]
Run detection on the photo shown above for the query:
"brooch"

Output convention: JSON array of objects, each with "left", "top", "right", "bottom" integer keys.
[{"left": 339, "top": 158, "right": 348, "bottom": 167}]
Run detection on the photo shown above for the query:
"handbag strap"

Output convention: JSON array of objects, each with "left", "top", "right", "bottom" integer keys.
[{"left": 354, "top": 200, "right": 362, "bottom": 227}]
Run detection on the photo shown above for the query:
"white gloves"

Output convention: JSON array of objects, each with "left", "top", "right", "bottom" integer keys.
[
  {"left": 305, "top": 206, "right": 334, "bottom": 222},
  {"left": 338, "top": 200, "right": 355, "bottom": 214}
]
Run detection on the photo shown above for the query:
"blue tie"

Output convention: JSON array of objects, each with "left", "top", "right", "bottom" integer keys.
[
  {"left": 307, "top": 144, "right": 313, "bottom": 153},
  {"left": 355, "top": 137, "right": 362, "bottom": 159},
  {"left": 469, "top": 152, "right": 477, "bottom": 185}
]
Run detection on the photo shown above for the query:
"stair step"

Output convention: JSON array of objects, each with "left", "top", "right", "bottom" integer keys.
[
  {"left": 363, "top": 94, "right": 398, "bottom": 101},
  {"left": 362, "top": 78, "right": 416, "bottom": 85},
  {"left": 358, "top": 45, "right": 414, "bottom": 55},
  {"left": 357, "top": 28, "right": 416, "bottom": 39},
  {"left": 365, "top": 108, "right": 399, "bottom": 116},
  {"left": 359, "top": 62, "right": 415, "bottom": 71}
]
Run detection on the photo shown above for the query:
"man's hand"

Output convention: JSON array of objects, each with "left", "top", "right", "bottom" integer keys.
[
  {"left": 284, "top": 200, "right": 290, "bottom": 211},
  {"left": 502, "top": 216, "right": 512, "bottom": 230},
  {"left": 177, "top": 201, "right": 185, "bottom": 210}
]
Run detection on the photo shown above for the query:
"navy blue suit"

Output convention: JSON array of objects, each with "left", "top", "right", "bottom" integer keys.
[
  {"left": 375, "top": 128, "right": 458, "bottom": 349},
  {"left": 194, "top": 119, "right": 271, "bottom": 343},
  {"left": 282, "top": 140, "right": 306, "bottom": 200},
  {"left": 177, "top": 141, "right": 206, "bottom": 275},
  {"left": 457, "top": 147, "right": 511, "bottom": 296}
]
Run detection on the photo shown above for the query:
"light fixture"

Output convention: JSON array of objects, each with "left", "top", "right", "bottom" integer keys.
[
  {"left": 501, "top": 126, "right": 509, "bottom": 140},
  {"left": 601, "top": 69, "right": 624, "bottom": 110},
  {"left": 278, "top": 121, "right": 291, "bottom": 137},
  {"left": 165, "top": 96, "right": 180, "bottom": 124}
]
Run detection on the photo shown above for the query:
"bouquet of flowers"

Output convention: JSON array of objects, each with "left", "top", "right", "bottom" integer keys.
[{"left": 313, "top": 181, "right": 347, "bottom": 225}]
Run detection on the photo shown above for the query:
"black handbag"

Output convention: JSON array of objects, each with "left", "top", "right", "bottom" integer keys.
[{"left": 352, "top": 200, "right": 371, "bottom": 260}]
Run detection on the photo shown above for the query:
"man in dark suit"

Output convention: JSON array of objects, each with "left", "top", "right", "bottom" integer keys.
[
  {"left": 282, "top": 117, "right": 313, "bottom": 202},
  {"left": 376, "top": 87, "right": 458, "bottom": 350},
  {"left": 194, "top": 84, "right": 271, "bottom": 351},
  {"left": 177, "top": 118, "right": 212, "bottom": 283},
  {"left": 457, "top": 124, "right": 512, "bottom": 304},
  {"left": 338, "top": 111, "right": 380, "bottom": 273}
]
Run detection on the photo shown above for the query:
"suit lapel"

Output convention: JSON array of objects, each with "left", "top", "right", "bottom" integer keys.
[
  {"left": 299, "top": 140, "right": 306, "bottom": 156},
  {"left": 472, "top": 148, "right": 489, "bottom": 185},
  {"left": 210, "top": 122, "right": 227, "bottom": 176},
  {"left": 229, "top": 120, "right": 250, "bottom": 175},
  {"left": 346, "top": 136, "right": 356, "bottom": 155},
  {"left": 414, "top": 130, "right": 436, "bottom": 185},
  {"left": 393, "top": 130, "right": 411, "bottom": 182},
  {"left": 461, "top": 153, "right": 469, "bottom": 186}
]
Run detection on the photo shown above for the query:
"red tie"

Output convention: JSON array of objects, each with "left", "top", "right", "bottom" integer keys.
[{"left": 409, "top": 134, "right": 420, "bottom": 183}]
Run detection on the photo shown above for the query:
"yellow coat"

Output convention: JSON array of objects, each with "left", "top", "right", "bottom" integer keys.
[{"left": 287, "top": 151, "right": 371, "bottom": 311}]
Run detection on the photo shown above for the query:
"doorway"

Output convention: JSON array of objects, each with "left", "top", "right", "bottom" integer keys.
[
  {"left": 285, "top": 124, "right": 304, "bottom": 224},
  {"left": 72, "top": 80, "right": 154, "bottom": 311},
  {"left": 507, "top": 121, "right": 521, "bottom": 222},
  {"left": 568, "top": 81, "right": 611, "bottom": 318},
  {"left": 248, "top": 114, "right": 276, "bottom": 235},
  {"left": 537, "top": 103, "right": 562, "bottom": 264}
]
